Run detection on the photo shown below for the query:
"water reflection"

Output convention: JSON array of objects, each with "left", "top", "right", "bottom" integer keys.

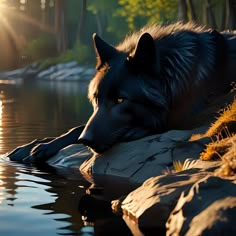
[
  {"left": 0, "top": 80, "right": 92, "bottom": 154},
  {"left": 0, "top": 80, "right": 137, "bottom": 235},
  {"left": 0, "top": 159, "right": 90, "bottom": 236},
  {"left": 0, "top": 80, "right": 93, "bottom": 235}
]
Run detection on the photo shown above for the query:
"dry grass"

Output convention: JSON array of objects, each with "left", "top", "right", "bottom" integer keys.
[
  {"left": 214, "top": 135, "right": 236, "bottom": 177},
  {"left": 215, "top": 154, "right": 236, "bottom": 177},
  {"left": 163, "top": 159, "right": 199, "bottom": 174},
  {"left": 173, "top": 159, "right": 199, "bottom": 172},
  {"left": 196, "top": 97, "right": 236, "bottom": 177},
  {"left": 206, "top": 100, "right": 236, "bottom": 137},
  {"left": 200, "top": 137, "right": 231, "bottom": 161},
  {"left": 165, "top": 95, "right": 236, "bottom": 177}
]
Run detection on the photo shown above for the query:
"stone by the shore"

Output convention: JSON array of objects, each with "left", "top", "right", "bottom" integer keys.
[
  {"left": 115, "top": 168, "right": 218, "bottom": 230},
  {"left": 0, "top": 63, "right": 40, "bottom": 80},
  {"left": 79, "top": 129, "right": 210, "bottom": 183},
  {"left": 47, "top": 144, "right": 92, "bottom": 167},
  {"left": 0, "top": 61, "right": 94, "bottom": 82},
  {"left": 36, "top": 61, "right": 94, "bottom": 81},
  {"left": 166, "top": 176, "right": 236, "bottom": 236}
]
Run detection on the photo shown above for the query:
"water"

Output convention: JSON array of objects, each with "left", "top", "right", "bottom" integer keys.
[
  {"left": 0, "top": 159, "right": 90, "bottom": 236},
  {"left": 0, "top": 79, "right": 92, "bottom": 154},
  {"left": 0, "top": 78, "right": 134, "bottom": 236},
  {"left": 0, "top": 79, "right": 93, "bottom": 235}
]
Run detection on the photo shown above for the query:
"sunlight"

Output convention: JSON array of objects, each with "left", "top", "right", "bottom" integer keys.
[
  {"left": 0, "top": 164, "right": 5, "bottom": 204},
  {"left": 0, "top": 1, "right": 7, "bottom": 17},
  {"left": 0, "top": 100, "right": 2, "bottom": 128},
  {"left": 0, "top": 0, "right": 53, "bottom": 57},
  {"left": 0, "top": 100, "right": 3, "bottom": 153}
]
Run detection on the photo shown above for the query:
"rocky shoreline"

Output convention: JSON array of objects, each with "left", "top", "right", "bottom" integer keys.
[
  {"left": 47, "top": 124, "right": 235, "bottom": 235},
  {"left": 3, "top": 61, "right": 236, "bottom": 235},
  {"left": 47, "top": 90, "right": 236, "bottom": 235},
  {"left": 0, "top": 61, "right": 94, "bottom": 81}
]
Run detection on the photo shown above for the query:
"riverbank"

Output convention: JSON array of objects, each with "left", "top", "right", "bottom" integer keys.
[
  {"left": 0, "top": 61, "right": 94, "bottom": 82},
  {"left": 6, "top": 77, "right": 236, "bottom": 235},
  {"left": 3, "top": 61, "right": 236, "bottom": 235}
]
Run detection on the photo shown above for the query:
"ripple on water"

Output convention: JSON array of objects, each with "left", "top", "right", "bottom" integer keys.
[{"left": 0, "top": 157, "right": 87, "bottom": 236}]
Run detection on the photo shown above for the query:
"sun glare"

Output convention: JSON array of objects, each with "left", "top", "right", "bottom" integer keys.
[
  {"left": 0, "top": 1, "right": 7, "bottom": 17},
  {"left": 0, "top": 100, "right": 3, "bottom": 153}
]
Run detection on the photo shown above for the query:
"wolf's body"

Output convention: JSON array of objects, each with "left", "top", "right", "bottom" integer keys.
[
  {"left": 8, "top": 23, "right": 236, "bottom": 162},
  {"left": 78, "top": 23, "right": 236, "bottom": 153}
]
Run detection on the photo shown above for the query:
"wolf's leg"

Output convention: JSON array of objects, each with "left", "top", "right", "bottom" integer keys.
[
  {"left": 7, "top": 137, "right": 55, "bottom": 161},
  {"left": 25, "top": 125, "right": 85, "bottom": 163}
]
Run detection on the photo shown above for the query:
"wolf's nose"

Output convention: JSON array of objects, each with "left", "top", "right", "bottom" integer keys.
[{"left": 78, "top": 132, "right": 94, "bottom": 148}]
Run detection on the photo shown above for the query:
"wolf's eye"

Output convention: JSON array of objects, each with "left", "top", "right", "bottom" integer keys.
[{"left": 116, "top": 98, "right": 124, "bottom": 104}]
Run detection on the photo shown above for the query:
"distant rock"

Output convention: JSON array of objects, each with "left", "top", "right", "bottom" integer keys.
[
  {"left": 36, "top": 61, "right": 94, "bottom": 81},
  {"left": 0, "top": 63, "right": 40, "bottom": 81},
  {"left": 0, "top": 61, "right": 94, "bottom": 82}
]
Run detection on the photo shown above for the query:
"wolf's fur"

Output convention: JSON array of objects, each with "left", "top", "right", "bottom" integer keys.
[{"left": 78, "top": 22, "right": 236, "bottom": 153}]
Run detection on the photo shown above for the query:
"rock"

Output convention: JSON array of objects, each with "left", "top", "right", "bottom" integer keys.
[
  {"left": 36, "top": 61, "right": 94, "bottom": 81},
  {"left": 79, "top": 129, "right": 210, "bottom": 183},
  {"left": 47, "top": 144, "right": 92, "bottom": 167},
  {"left": 118, "top": 168, "right": 220, "bottom": 231},
  {"left": 166, "top": 175, "right": 236, "bottom": 236},
  {"left": 0, "top": 63, "right": 41, "bottom": 80}
]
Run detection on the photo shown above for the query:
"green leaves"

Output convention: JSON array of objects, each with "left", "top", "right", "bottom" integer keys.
[{"left": 116, "top": 0, "right": 178, "bottom": 30}]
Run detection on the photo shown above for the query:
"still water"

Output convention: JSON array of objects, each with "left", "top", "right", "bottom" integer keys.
[{"left": 0, "top": 79, "right": 133, "bottom": 236}]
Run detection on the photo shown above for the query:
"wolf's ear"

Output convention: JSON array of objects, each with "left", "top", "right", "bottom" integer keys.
[
  {"left": 128, "top": 33, "right": 158, "bottom": 70},
  {"left": 93, "top": 33, "right": 118, "bottom": 70}
]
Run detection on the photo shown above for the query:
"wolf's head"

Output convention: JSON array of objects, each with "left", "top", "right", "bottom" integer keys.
[{"left": 78, "top": 33, "right": 169, "bottom": 153}]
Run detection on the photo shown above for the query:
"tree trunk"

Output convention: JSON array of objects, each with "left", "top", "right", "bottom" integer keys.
[
  {"left": 206, "top": 0, "right": 217, "bottom": 28},
  {"left": 220, "top": 1, "right": 226, "bottom": 30},
  {"left": 77, "top": 0, "right": 87, "bottom": 43},
  {"left": 187, "top": 0, "right": 196, "bottom": 22},
  {"left": 178, "top": 0, "right": 188, "bottom": 22},
  {"left": 226, "top": 0, "right": 236, "bottom": 30},
  {"left": 54, "top": 0, "right": 68, "bottom": 54}
]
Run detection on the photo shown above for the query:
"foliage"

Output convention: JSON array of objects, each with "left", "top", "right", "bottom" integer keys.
[
  {"left": 21, "top": 33, "right": 57, "bottom": 62},
  {"left": 40, "top": 39, "right": 93, "bottom": 68},
  {"left": 116, "top": 0, "right": 178, "bottom": 30},
  {"left": 1, "top": 0, "right": 236, "bottom": 69}
]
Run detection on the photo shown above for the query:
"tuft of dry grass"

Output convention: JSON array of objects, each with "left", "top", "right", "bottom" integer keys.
[
  {"left": 163, "top": 159, "right": 199, "bottom": 175},
  {"left": 206, "top": 100, "right": 236, "bottom": 138},
  {"left": 173, "top": 159, "right": 199, "bottom": 172},
  {"left": 199, "top": 99, "right": 236, "bottom": 163},
  {"left": 214, "top": 135, "right": 236, "bottom": 177},
  {"left": 200, "top": 138, "right": 231, "bottom": 161},
  {"left": 215, "top": 154, "right": 236, "bottom": 177}
]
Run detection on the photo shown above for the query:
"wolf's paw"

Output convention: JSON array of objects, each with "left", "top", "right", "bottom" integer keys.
[
  {"left": 29, "top": 143, "right": 56, "bottom": 162},
  {"left": 7, "top": 139, "right": 39, "bottom": 162}
]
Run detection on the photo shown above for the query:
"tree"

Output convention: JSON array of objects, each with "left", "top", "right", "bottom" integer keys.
[
  {"left": 188, "top": 0, "right": 196, "bottom": 22},
  {"left": 54, "top": 0, "right": 68, "bottom": 54},
  {"left": 77, "top": 0, "right": 87, "bottom": 43},
  {"left": 178, "top": 0, "right": 187, "bottom": 22},
  {"left": 226, "top": 0, "right": 236, "bottom": 30}
]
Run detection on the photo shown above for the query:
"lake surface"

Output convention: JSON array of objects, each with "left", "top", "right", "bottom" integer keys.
[{"left": 0, "top": 78, "right": 133, "bottom": 235}]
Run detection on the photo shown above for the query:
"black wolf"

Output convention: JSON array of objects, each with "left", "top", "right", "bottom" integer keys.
[
  {"left": 8, "top": 23, "right": 236, "bottom": 162},
  {"left": 78, "top": 22, "right": 236, "bottom": 153}
]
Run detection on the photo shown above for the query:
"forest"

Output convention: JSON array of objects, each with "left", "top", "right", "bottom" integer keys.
[{"left": 0, "top": 0, "right": 236, "bottom": 70}]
